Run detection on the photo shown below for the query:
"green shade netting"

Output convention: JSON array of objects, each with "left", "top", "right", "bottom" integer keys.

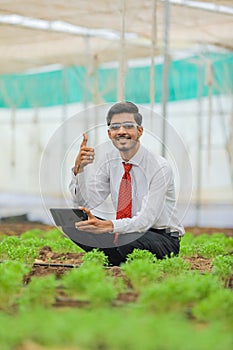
[{"left": 0, "top": 53, "right": 232, "bottom": 108}]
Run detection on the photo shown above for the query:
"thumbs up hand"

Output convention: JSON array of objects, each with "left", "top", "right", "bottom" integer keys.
[{"left": 73, "top": 133, "right": 95, "bottom": 175}]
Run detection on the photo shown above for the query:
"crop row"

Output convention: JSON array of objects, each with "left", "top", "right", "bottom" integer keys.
[{"left": 0, "top": 228, "right": 232, "bottom": 261}]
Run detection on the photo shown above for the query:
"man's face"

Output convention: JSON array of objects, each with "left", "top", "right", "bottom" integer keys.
[{"left": 107, "top": 113, "right": 143, "bottom": 152}]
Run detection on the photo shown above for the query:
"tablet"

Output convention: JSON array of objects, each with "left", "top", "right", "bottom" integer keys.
[
  {"left": 49, "top": 207, "right": 115, "bottom": 248},
  {"left": 49, "top": 207, "right": 143, "bottom": 248},
  {"left": 50, "top": 208, "right": 88, "bottom": 228}
]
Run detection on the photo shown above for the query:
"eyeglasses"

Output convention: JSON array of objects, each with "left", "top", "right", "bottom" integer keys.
[{"left": 108, "top": 122, "right": 139, "bottom": 131}]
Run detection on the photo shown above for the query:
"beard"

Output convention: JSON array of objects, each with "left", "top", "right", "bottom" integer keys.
[{"left": 112, "top": 136, "right": 138, "bottom": 152}]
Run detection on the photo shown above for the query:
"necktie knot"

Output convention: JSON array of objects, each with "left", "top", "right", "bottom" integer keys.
[{"left": 123, "top": 162, "right": 132, "bottom": 174}]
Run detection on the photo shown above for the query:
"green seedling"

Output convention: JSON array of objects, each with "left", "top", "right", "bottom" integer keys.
[
  {"left": 82, "top": 248, "right": 109, "bottom": 266},
  {"left": 0, "top": 261, "right": 30, "bottom": 310},
  {"left": 62, "top": 263, "right": 116, "bottom": 305},
  {"left": 18, "top": 275, "right": 57, "bottom": 311}
]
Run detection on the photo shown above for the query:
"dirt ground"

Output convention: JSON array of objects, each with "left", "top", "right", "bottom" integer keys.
[
  {"left": 0, "top": 222, "right": 55, "bottom": 236},
  {"left": 184, "top": 226, "right": 233, "bottom": 237},
  {"left": 0, "top": 222, "right": 232, "bottom": 237}
]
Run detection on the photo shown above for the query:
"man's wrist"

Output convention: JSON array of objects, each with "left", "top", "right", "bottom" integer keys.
[
  {"left": 73, "top": 164, "right": 84, "bottom": 175},
  {"left": 107, "top": 220, "right": 114, "bottom": 233},
  {"left": 72, "top": 166, "right": 79, "bottom": 175}
]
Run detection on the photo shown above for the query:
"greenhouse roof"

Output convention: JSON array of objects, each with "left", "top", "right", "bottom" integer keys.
[{"left": 0, "top": 0, "right": 232, "bottom": 74}]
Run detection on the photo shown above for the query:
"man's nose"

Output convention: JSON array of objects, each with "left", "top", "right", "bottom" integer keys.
[{"left": 117, "top": 125, "right": 127, "bottom": 132}]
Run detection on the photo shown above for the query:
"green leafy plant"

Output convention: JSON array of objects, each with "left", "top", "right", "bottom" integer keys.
[
  {"left": 0, "top": 261, "right": 30, "bottom": 310},
  {"left": 82, "top": 248, "right": 109, "bottom": 266},
  {"left": 0, "top": 235, "right": 40, "bottom": 263},
  {"left": 198, "top": 242, "right": 225, "bottom": 258},
  {"left": 41, "top": 237, "right": 83, "bottom": 253},
  {"left": 0, "top": 230, "right": 83, "bottom": 263},
  {"left": 125, "top": 249, "right": 157, "bottom": 263},
  {"left": 205, "top": 233, "right": 233, "bottom": 253},
  {"left": 20, "top": 228, "right": 52, "bottom": 239},
  {"left": 212, "top": 254, "right": 233, "bottom": 279},
  {"left": 180, "top": 232, "right": 232, "bottom": 258},
  {"left": 121, "top": 249, "right": 160, "bottom": 292},
  {"left": 18, "top": 275, "right": 57, "bottom": 311},
  {"left": 122, "top": 253, "right": 190, "bottom": 291},
  {"left": 139, "top": 272, "right": 221, "bottom": 312},
  {"left": 62, "top": 264, "right": 117, "bottom": 305},
  {"left": 192, "top": 289, "right": 233, "bottom": 325},
  {"left": 0, "top": 236, "right": 21, "bottom": 259},
  {"left": 121, "top": 259, "right": 160, "bottom": 292},
  {"left": 179, "top": 233, "right": 199, "bottom": 257},
  {"left": 157, "top": 255, "right": 190, "bottom": 276},
  {"left": 179, "top": 242, "right": 198, "bottom": 257}
]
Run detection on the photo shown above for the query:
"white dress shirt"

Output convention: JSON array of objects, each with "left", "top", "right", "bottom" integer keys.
[{"left": 69, "top": 144, "right": 184, "bottom": 236}]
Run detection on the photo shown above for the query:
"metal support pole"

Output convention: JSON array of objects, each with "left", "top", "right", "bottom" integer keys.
[
  {"left": 93, "top": 54, "right": 100, "bottom": 146},
  {"left": 118, "top": 0, "right": 126, "bottom": 101},
  {"left": 61, "top": 67, "right": 68, "bottom": 203},
  {"left": 84, "top": 35, "right": 91, "bottom": 129},
  {"left": 150, "top": 0, "right": 157, "bottom": 115},
  {"left": 62, "top": 66, "right": 68, "bottom": 123},
  {"left": 196, "top": 61, "right": 204, "bottom": 226},
  {"left": 10, "top": 107, "right": 16, "bottom": 168},
  {"left": 161, "top": 0, "right": 170, "bottom": 157},
  {"left": 205, "top": 59, "right": 213, "bottom": 167}
]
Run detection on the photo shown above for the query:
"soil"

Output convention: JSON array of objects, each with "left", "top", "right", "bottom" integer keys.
[
  {"left": 1, "top": 222, "right": 232, "bottom": 307},
  {"left": 0, "top": 222, "right": 232, "bottom": 237},
  {"left": 0, "top": 222, "right": 55, "bottom": 236},
  {"left": 185, "top": 226, "right": 233, "bottom": 237}
]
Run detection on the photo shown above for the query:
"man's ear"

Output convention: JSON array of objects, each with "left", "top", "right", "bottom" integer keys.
[
  {"left": 137, "top": 126, "right": 143, "bottom": 138},
  {"left": 107, "top": 129, "right": 112, "bottom": 139}
]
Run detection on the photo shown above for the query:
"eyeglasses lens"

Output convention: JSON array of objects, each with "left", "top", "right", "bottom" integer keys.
[{"left": 110, "top": 122, "right": 137, "bottom": 130}]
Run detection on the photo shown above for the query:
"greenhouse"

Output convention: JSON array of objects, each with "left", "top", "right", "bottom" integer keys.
[{"left": 0, "top": 1, "right": 233, "bottom": 349}]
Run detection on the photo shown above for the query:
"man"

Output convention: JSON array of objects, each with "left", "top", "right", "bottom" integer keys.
[{"left": 69, "top": 101, "right": 184, "bottom": 265}]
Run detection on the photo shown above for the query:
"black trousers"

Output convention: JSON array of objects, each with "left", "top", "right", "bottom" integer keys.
[{"left": 74, "top": 229, "right": 180, "bottom": 266}]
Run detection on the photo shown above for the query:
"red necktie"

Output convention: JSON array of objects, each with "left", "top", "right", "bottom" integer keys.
[{"left": 114, "top": 163, "right": 133, "bottom": 245}]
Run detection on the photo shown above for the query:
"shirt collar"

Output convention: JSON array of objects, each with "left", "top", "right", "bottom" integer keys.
[
  {"left": 108, "top": 143, "right": 145, "bottom": 167},
  {"left": 124, "top": 144, "right": 145, "bottom": 167}
]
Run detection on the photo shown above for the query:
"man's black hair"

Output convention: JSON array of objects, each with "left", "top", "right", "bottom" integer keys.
[{"left": 106, "top": 101, "right": 142, "bottom": 126}]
